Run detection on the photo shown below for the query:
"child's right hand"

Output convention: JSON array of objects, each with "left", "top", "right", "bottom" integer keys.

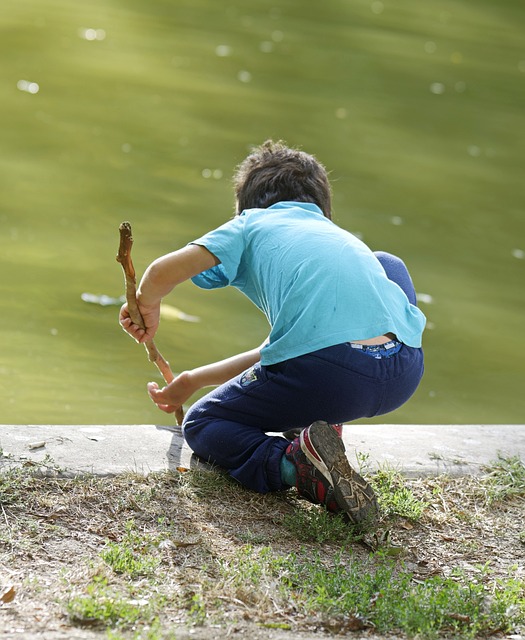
[{"left": 119, "top": 301, "right": 160, "bottom": 344}]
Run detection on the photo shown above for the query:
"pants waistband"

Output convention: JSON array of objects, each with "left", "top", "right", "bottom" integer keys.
[{"left": 349, "top": 340, "right": 402, "bottom": 359}]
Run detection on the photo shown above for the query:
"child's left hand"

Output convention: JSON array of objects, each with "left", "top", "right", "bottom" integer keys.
[{"left": 147, "top": 371, "right": 197, "bottom": 414}]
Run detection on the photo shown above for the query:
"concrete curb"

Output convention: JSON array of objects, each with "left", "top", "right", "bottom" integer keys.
[{"left": 1, "top": 424, "right": 523, "bottom": 477}]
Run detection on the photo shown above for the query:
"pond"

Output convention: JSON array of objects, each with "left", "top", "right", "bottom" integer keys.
[{"left": 1, "top": 0, "right": 524, "bottom": 426}]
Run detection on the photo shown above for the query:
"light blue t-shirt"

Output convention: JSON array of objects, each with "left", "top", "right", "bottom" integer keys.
[{"left": 191, "top": 201, "right": 426, "bottom": 366}]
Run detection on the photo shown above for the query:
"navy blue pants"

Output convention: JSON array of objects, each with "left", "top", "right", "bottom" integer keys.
[{"left": 183, "top": 252, "right": 424, "bottom": 494}]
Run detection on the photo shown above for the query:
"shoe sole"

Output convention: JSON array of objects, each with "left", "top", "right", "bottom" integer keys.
[{"left": 301, "top": 421, "right": 379, "bottom": 528}]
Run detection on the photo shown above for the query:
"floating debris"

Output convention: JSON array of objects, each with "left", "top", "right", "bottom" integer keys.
[
  {"left": 79, "top": 28, "right": 106, "bottom": 41},
  {"left": 159, "top": 305, "right": 200, "bottom": 323},
  {"left": 237, "top": 70, "right": 252, "bottom": 83},
  {"left": 430, "top": 82, "right": 445, "bottom": 95},
  {"left": 201, "top": 168, "right": 223, "bottom": 179},
  {"left": 259, "top": 41, "right": 274, "bottom": 53},
  {"left": 81, "top": 292, "right": 125, "bottom": 306},
  {"left": 215, "top": 44, "right": 232, "bottom": 57},
  {"left": 81, "top": 293, "right": 200, "bottom": 322},
  {"left": 17, "top": 80, "right": 39, "bottom": 94}
]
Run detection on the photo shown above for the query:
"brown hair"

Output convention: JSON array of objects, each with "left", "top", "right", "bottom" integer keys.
[{"left": 233, "top": 140, "right": 332, "bottom": 219}]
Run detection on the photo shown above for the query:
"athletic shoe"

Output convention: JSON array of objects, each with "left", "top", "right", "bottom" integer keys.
[
  {"left": 285, "top": 421, "right": 379, "bottom": 529},
  {"left": 282, "top": 423, "right": 343, "bottom": 441}
]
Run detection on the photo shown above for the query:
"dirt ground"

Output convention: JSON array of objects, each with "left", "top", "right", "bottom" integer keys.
[{"left": 0, "top": 456, "right": 524, "bottom": 640}]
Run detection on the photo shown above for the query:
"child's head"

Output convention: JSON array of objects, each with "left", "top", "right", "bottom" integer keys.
[{"left": 233, "top": 140, "right": 332, "bottom": 219}]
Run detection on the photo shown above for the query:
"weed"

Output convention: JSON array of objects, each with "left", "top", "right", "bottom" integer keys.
[
  {"left": 188, "top": 592, "right": 207, "bottom": 625},
  {"left": 282, "top": 504, "right": 361, "bottom": 544},
  {"left": 371, "top": 467, "right": 428, "bottom": 520},
  {"left": 0, "top": 467, "right": 35, "bottom": 506},
  {"left": 100, "top": 521, "right": 160, "bottom": 578},
  {"left": 218, "top": 544, "right": 274, "bottom": 587},
  {"left": 66, "top": 578, "right": 151, "bottom": 628},
  {"left": 176, "top": 466, "right": 232, "bottom": 498},
  {"left": 107, "top": 620, "right": 177, "bottom": 639},
  {"left": 481, "top": 455, "right": 525, "bottom": 504},
  {"left": 236, "top": 529, "right": 270, "bottom": 545}
]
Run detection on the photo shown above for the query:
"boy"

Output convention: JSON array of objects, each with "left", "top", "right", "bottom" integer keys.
[{"left": 119, "top": 140, "right": 425, "bottom": 528}]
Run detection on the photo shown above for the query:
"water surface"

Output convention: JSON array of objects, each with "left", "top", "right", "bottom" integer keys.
[{"left": 1, "top": 0, "right": 524, "bottom": 425}]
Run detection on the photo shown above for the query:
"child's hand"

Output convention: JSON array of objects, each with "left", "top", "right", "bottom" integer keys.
[
  {"left": 147, "top": 372, "right": 197, "bottom": 414},
  {"left": 119, "top": 302, "right": 160, "bottom": 343}
]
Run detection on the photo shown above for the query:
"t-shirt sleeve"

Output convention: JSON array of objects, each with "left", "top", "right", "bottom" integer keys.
[{"left": 189, "top": 216, "right": 246, "bottom": 290}]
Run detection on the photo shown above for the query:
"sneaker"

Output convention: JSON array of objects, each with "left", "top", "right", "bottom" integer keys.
[
  {"left": 283, "top": 423, "right": 343, "bottom": 441},
  {"left": 285, "top": 421, "right": 379, "bottom": 529}
]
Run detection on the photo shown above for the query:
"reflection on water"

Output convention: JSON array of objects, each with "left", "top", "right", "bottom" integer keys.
[{"left": 1, "top": 0, "right": 524, "bottom": 425}]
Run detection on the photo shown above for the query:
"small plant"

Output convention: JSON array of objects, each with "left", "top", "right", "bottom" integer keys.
[
  {"left": 481, "top": 455, "right": 525, "bottom": 504},
  {"left": 66, "top": 578, "right": 148, "bottom": 628},
  {"left": 371, "top": 467, "right": 427, "bottom": 520},
  {"left": 282, "top": 504, "right": 361, "bottom": 544},
  {"left": 218, "top": 544, "right": 274, "bottom": 587},
  {"left": 100, "top": 520, "right": 160, "bottom": 578},
  {"left": 188, "top": 592, "right": 207, "bottom": 625},
  {"left": 107, "top": 621, "right": 176, "bottom": 640}
]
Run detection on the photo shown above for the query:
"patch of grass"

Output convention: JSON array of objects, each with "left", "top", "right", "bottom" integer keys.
[
  {"left": 210, "top": 545, "right": 525, "bottom": 638},
  {"left": 217, "top": 544, "right": 276, "bottom": 597},
  {"left": 176, "top": 465, "right": 233, "bottom": 498},
  {"left": 187, "top": 592, "right": 207, "bottom": 625},
  {"left": 0, "top": 466, "right": 37, "bottom": 506},
  {"left": 371, "top": 467, "right": 428, "bottom": 520},
  {"left": 2, "top": 459, "right": 524, "bottom": 638},
  {"left": 280, "top": 551, "right": 524, "bottom": 638},
  {"left": 481, "top": 455, "right": 525, "bottom": 504},
  {"left": 100, "top": 521, "right": 160, "bottom": 578},
  {"left": 66, "top": 577, "right": 155, "bottom": 628},
  {"left": 282, "top": 503, "right": 361, "bottom": 544},
  {"left": 107, "top": 621, "right": 178, "bottom": 640}
]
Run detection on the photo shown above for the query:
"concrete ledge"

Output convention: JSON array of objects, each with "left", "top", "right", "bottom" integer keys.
[{"left": 0, "top": 424, "right": 523, "bottom": 478}]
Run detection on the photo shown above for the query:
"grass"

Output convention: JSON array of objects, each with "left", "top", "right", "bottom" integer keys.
[
  {"left": 481, "top": 454, "right": 525, "bottom": 504},
  {"left": 0, "top": 453, "right": 524, "bottom": 639},
  {"left": 100, "top": 521, "right": 160, "bottom": 578}
]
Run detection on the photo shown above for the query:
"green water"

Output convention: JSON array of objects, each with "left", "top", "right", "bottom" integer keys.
[{"left": 1, "top": 0, "right": 524, "bottom": 425}]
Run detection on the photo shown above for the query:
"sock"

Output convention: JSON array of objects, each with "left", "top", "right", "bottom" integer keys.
[{"left": 280, "top": 455, "right": 297, "bottom": 487}]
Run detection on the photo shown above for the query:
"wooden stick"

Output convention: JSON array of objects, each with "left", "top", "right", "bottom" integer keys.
[{"left": 117, "top": 222, "right": 184, "bottom": 426}]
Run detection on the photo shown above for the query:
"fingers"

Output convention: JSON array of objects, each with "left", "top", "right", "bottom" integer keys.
[
  {"left": 119, "top": 304, "right": 148, "bottom": 343},
  {"left": 147, "top": 382, "right": 181, "bottom": 415}
]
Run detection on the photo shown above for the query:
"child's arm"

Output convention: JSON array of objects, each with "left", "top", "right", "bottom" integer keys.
[
  {"left": 119, "top": 244, "right": 218, "bottom": 344},
  {"left": 147, "top": 338, "right": 269, "bottom": 415}
]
